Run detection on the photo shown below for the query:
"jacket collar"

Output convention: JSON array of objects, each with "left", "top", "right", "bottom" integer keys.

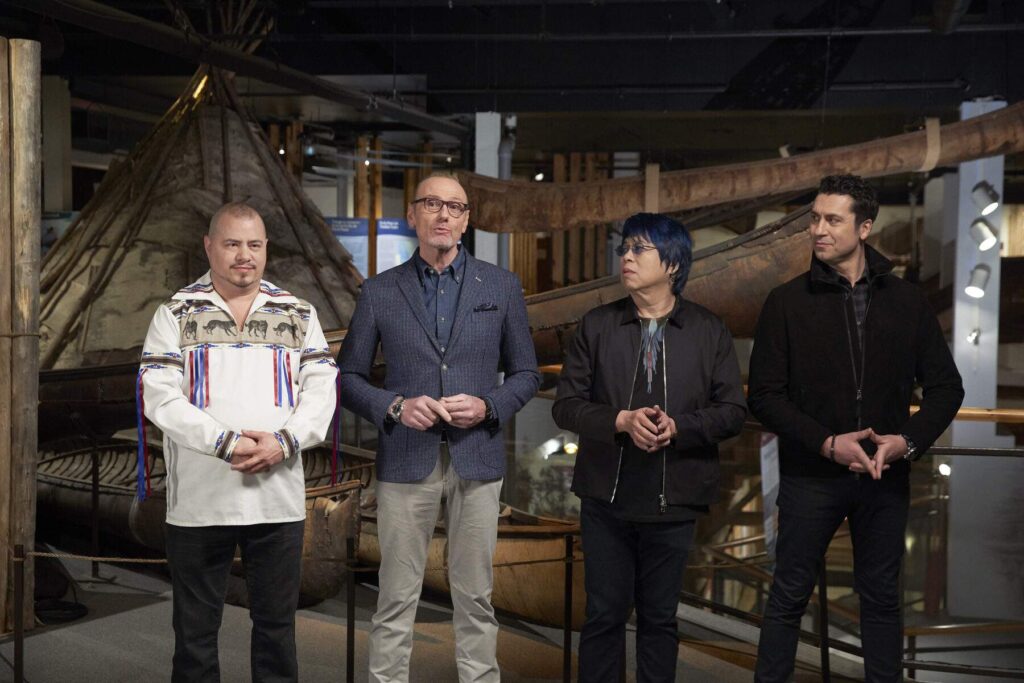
[
  {"left": 809, "top": 243, "right": 893, "bottom": 291},
  {"left": 617, "top": 295, "right": 687, "bottom": 328}
]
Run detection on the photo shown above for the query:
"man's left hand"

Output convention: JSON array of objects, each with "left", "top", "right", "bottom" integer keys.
[
  {"left": 651, "top": 405, "right": 677, "bottom": 449},
  {"left": 233, "top": 430, "right": 286, "bottom": 473},
  {"left": 440, "top": 394, "right": 487, "bottom": 428}
]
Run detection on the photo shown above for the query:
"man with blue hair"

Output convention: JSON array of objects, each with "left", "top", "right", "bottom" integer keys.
[{"left": 553, "top": 212, "right": 747, "bottom": 682}]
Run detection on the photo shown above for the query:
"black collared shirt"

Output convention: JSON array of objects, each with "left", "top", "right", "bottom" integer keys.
[{"left": 414, "top": 246, "right": 466, "bottom": 354}]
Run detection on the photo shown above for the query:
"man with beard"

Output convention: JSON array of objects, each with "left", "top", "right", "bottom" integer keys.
[{"left": 339, "top": 174, "right": 540, "bottom": 682}]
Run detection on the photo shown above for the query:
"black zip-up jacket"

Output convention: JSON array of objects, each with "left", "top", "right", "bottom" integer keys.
[
  {"left": 552, "top": 297, "right": 747, "bottom": 506},
  {"left": 748, "top": 245, "right": 965, "bottom": 478}
]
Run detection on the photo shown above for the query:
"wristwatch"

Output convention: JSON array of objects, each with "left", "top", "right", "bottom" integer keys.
[
  {"left": 484, "top": 400, "right": 495, "bottom": 424},
  {"left": 387, "top": 396, "right": 405, "bottom": 424},
  {"left": 900, "top": 434, "right": 918, "bottom": 461}
]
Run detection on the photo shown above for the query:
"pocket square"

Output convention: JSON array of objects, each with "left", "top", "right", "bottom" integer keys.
[{"left": 473, "top": 303, "right": 499, "bottom": 312}]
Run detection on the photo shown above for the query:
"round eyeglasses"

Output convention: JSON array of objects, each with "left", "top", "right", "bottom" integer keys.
[
  {"left": 614, "top": 243, "right": 658, "bottom": 257},
  {"left": 412, "top": 197, "right": 470, "bottom": 218}
]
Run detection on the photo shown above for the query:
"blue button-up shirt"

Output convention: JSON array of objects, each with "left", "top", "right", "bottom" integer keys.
[{"left": 414, "top": 246, "right": 466, "bottom": 355}]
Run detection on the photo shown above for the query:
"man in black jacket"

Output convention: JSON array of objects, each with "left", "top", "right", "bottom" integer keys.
[
  {"left": 748, "top": 175, "right": 964, "bottom": 682},
  {"left": 553, "top": 213, "right": 747, "bottom": 682}
]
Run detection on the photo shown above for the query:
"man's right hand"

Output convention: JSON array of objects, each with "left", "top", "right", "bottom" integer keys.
[
  {"left": 229, "top": 436, "right": 259, "bottom": 468},
  {"left": 821, "top": 429, "right": 884, "bottom": 479},
  {"left": 616, "top": 408, "right": 662, "bottom": 452},
  {"left": 401, "top": 395, "right": 453, "bottom": 431}
]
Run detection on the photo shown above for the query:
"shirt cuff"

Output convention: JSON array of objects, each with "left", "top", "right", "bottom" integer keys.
[
  {"left": 274, "top": 429, "right": 300, "bottom": 460},
  {"left": 217, "top": 431, "right": 240, "bottom": 462}
]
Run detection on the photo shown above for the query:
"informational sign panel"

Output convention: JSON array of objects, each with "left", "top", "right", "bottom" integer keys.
[
  {"left": 376, "top": 218, "right": 419, "bottom": 272},
  {"left": 328, "top": 217, "right": 418, "bottom": 277},
  {"left": 759, "top": 432, "right": 780, "bottom": 562},
  {"left": 328, "top": 217, "right": 369, "bottom": 277}
]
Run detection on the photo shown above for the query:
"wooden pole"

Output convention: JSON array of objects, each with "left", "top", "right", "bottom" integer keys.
[
  {"left": 595, "top": 153, "right": 609, "bottom": 277},
  {"left": 367, "top": 136, "right": 382, "bottom": 277},
  {"left": 567, "top": 153, "right": 582, "bottom": 284},
  {"left": 354, "top": 136, "right": 369, "bottom": 219},
  {"left": 459, "top": 102, "right": 1024, "bottom": 232},
  {"left": 551, "top": 154, "right": 566, "bottom": 288},
  {"left": 583, "top": 153, "right": 597, "bottom": 281},
  {"left": 0, "top": 36, "right": 13, "bottom": 635},
  {"left": 8, "top": 38, "right": 40, "bottom": 633}
]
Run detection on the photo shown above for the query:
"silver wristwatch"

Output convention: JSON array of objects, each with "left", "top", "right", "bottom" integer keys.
[
  {"left": 901, "top": 434, "right": 918, "bottom": 461},
  {"left": 387, "top": 396, "right": 405, "bottom": 424}
]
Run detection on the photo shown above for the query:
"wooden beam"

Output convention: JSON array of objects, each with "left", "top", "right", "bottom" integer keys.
[
  {"left": 458, "top": 102, "right": 1024, "bottom": 232},
  {"left": 644, "top": 162, "right": 660, "bottom": 212}
]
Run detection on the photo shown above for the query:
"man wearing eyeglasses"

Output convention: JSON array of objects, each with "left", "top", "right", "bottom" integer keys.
[{"left": 339, "top": 173, "right": 540, "bottom": 682}]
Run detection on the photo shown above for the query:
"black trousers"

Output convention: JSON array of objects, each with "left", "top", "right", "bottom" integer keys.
[
  {"left": 578, "top": 498, "right": 696, "bottom": 683},
  {"left": 165, "top": 520, "right": 305, "bottom": 683},
  {"left": 755, "top": 473, "right": 910, "bottom": 683}
]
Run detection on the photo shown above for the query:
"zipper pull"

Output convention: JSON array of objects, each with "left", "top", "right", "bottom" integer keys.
[
  {"left": 857, "top": 389, "right": 863, "bottom": 401},
  {"left": 658, "top": 494, "right": 668, "bottom": 513}
]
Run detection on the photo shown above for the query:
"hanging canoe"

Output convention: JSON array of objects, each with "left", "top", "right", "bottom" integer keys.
[{"left": 35, "top": 438, "right": 366, "bottom": 601}]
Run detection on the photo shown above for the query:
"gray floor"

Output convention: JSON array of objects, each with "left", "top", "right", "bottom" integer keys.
[{"left": 0, "top": 552, "right": 752, "bottom": 683}]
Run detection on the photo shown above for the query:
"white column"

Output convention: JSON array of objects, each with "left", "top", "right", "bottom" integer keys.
[
  {"left": 42, "top": 76, "right": 72, "bottom": 212},
  {"left": 950, "top": 99, "right": 1011, "bottom": 447},
  {"left": 922, "top": 173, "right": 959, "bottom": 287},
  {"left": 946, "top": 99, "right": 1022, "bottom": 621},
  {"left": 473, "top": 112, "right": 502, "bottom": 266}
]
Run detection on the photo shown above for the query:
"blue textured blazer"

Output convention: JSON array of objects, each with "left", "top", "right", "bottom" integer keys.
[{"left": 338, "top": 251, "right": 540, "bottom": 483}]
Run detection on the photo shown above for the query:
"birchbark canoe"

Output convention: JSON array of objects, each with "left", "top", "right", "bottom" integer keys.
[
  {"left": 35, "top": 438, "right": 365, "bottom": 601},
  {"left": 358, "top": 502, "right": 587, "bottom": 629}
]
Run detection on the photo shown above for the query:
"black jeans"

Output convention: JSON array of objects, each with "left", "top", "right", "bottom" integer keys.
[
  {"left": 165, "top": 521, "right": 305, "bottom": 683},
  {"left": 578, "top": 498, "right": 696, "bottom": 683},
  {"left": 755, "top": 473, "right": 910, "bottom": 683}
]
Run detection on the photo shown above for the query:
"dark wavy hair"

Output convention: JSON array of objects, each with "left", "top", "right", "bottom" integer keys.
[
  {"left": 620, "top": 212, "right": 693, "bottom": 296},
  {"left": 818, "top": 174, "right": 879, "bottom": 227}
]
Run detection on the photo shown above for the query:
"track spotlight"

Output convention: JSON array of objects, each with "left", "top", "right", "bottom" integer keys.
[
  {"left": 966, "top": 328, "right": 980, "bottom": 345},
  {"left": 563, "top": 442, "right": 579, "bottom": 455},
  {"left": 971, "top": 181, "right": 1000, "bottom": 217},
  {"left": 534, "top": 172, "right": 545, "bottom": 182},
  {"left": 964, "top": 264, "right": 991, "bottom": 299},
  {"left": 938, "top": 463, "right": 951, "bottom": 477},
  {"left": 969, "top": 218, "right": 998, "bottom": 252}
]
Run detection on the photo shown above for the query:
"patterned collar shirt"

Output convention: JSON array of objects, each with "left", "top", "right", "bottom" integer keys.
[{"left": 138, "top": 272, "right": 338, "bottom": 526}]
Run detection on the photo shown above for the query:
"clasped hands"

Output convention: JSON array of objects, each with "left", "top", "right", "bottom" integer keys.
[
  {"left": 230, "top": 430, "right": 285, "bottom": 474},
  {"left": 400, "top": 394, "right": 487, "bottom": 431},
  {"left": 822, "top": 429, "right": 909, "bottom": 480},
  {"left": 615, "top": 405, "right": 676, "bottom": 453}
]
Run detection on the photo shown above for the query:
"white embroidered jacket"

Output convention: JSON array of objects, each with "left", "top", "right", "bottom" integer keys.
[{"left": 140, "top": 272, "right": 337, "bottom": 526}]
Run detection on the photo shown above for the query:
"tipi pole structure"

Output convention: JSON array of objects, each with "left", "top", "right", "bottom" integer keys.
[
  {"left": 1, "top": 37, "right": 41, "bottom": 633},
  {"left": 458, "top": 101, "right": 1024, "bottom": 232},
  {"left": 7, "top": 0, "right": 467, "bottom": 139}
]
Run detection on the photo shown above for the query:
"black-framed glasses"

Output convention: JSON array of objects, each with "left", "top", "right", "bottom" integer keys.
[
  {"left": 614, "top": 243, "right": 658, "bottom": 257},
  {"left": 412, "top": 197, "right": 470, "bottom": 218}
]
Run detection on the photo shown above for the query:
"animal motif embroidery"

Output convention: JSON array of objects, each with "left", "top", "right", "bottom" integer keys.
[
  {"left": 246, "top": 319, "right": 268, "bottom": 338},
  {"left": 274, "top": 322, "right": 299, "bottom": 342},
  {"left": 183, "top": 320, "right": 198, "bottom": 340},
  {"left": 204, "top": 319, "right": 237, "bottom": 336}
]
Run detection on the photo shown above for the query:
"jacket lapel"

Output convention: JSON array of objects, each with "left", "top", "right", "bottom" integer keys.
[
  {"left": 445, "top": 253, "right": 484, "bottom": 354},
  {"left": 396, "top": 257, "right": 443, "bottom": 355}
]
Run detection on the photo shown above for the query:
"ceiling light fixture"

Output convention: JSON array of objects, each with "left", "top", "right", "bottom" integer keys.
[
  {"left": 969, "top": 218, "right": 998, "bottom": 252},
  {"left": 971, "top": 180, "right": 1000, "bottom": 217},
  {"left": 964, "top": 264, "right": 991, "bottom": 299},
  {"left": 534, "top": 172, "right": 545, "bottom": 182},
  {"left": 966, "top": 328, "right": 980, "bottom": 345}
]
